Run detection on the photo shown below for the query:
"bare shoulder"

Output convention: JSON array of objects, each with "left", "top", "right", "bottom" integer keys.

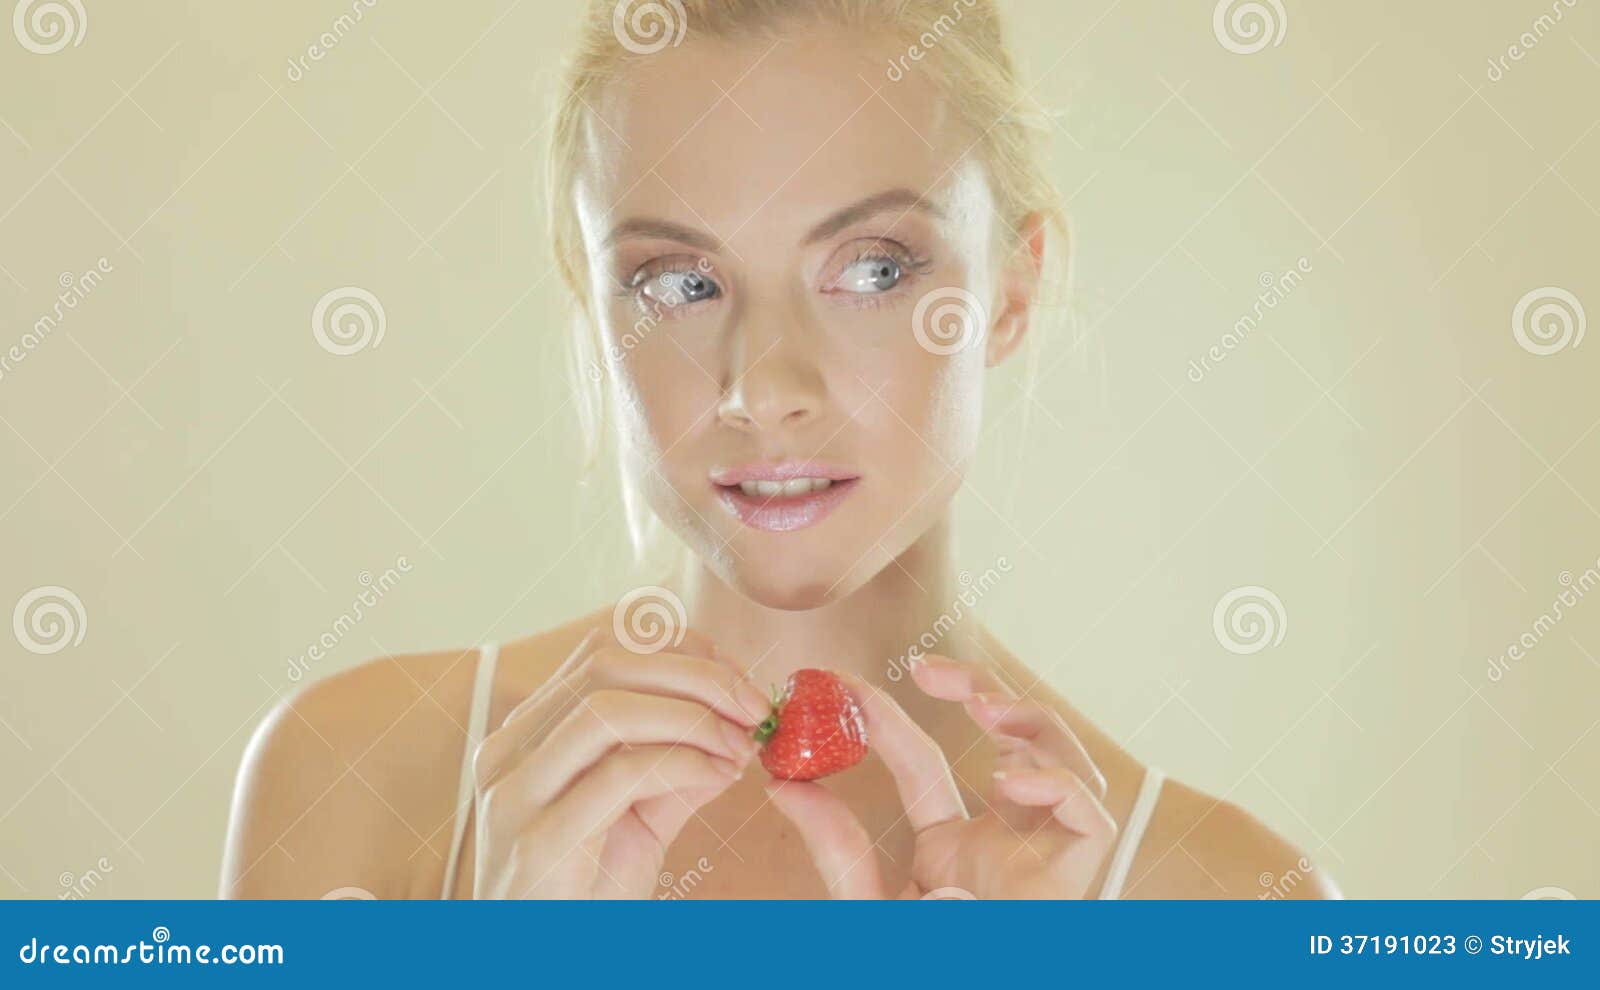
[
  {"left": 219, "top": 610, "right": 606, "bottom": 899},
  {"left": 1121, "top": 776, "right": 1342, "bottom": 900}
]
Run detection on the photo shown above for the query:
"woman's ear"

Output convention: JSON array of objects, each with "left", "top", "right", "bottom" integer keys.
[{"left": 985, "top": 212, "right": 1050, "bottom": 368}]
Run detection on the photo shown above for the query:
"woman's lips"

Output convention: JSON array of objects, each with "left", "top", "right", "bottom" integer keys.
[{"left": 714, "top": 473, "right": 861, "bottom": 533}]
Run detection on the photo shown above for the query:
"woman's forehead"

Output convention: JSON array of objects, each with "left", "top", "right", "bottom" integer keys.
[{"left": 576, "top": 31, "right": 982, "bottom": 246}]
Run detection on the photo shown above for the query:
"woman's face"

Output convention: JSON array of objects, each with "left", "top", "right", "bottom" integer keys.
[{"left": 576, "top": 25, "right": 1033, "bottom": 610}]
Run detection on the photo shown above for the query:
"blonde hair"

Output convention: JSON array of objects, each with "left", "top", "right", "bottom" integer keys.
[{"left": 546, "top": 0, "right": 1071, "bottom": 556}]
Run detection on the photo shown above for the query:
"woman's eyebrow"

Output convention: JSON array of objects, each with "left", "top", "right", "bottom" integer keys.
[
  {"left": 802, "top": 188, "right": 945, "bottom": 245},
  {"left": 602, "top": 218, "right": 722, "bottom": 253},
  {"left": 602, "top": 188, "right": 943, "bottom": 253}
]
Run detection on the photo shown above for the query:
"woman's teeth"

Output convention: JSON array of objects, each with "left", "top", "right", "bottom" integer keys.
[{"left": 737, "top": 478, "right": 835, "bottom": 498}]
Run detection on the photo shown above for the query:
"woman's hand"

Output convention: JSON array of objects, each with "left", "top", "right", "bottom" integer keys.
[
  {"left": 469, "top": 628, "right": 769, "bottom": 899},
  {"left": 766, "top": 654, "right": 1118, "bottom": 899}
]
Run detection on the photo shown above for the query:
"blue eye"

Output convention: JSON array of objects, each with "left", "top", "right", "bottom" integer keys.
[
  {"left": 644, "top": 269, "right": 720, "bottom": 307},
  {"left": 837, "top": 256, "right": 903, "bottom": 294}
]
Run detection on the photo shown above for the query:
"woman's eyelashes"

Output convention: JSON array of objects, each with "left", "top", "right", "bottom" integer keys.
[
  {"left": 619, "top": 255, "right": 720, "bottom": 319},
  {"left": 613, "top": 237, "right": 933, "bottom": 317},
  {"left": 820, "top": 238, "right": 933, "bottom": 308}
]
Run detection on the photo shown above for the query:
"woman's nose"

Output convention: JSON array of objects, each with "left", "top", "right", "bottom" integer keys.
[{"left": 716, "top": 322, "right": 827, "bottom": 434}]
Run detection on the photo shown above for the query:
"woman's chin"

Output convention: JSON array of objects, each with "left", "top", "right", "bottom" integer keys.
[{"left": 724, "top": 568, "right": 857, "bottom": 612}]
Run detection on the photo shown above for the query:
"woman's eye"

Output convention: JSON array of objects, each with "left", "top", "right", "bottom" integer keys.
[
  {"left": 641, "top": 269, "right": 720, "bottom": 307},
  {"left": 836, "top": 256, "right": 903, "bottom": 294}
]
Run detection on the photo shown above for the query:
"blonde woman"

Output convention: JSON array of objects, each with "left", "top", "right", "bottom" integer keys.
[{"left": 222, "top": 0, "right": 1339, "bottom": 900}]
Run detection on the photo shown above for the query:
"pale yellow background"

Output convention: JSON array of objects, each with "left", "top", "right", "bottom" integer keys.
[{"left": 2, "top": 0, "right": 1597, "bottom": 899}]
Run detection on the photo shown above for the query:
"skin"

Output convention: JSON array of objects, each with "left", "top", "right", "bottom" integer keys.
[{"left": 221, "top": 22, "right": 1340, "bottom": 900}]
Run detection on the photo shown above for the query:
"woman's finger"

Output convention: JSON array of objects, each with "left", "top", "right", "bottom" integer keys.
[
  {"left": 479, "top": 637, "right": 763, "bottom": 789},
  {"left": 993, "top": 766, "right": 1117, "bottom": 841},
  {"left": 965, "top": 692, "right": 1106, "bottom": 800},
  {"left": 835, "top": 672, "right": 968, "bottom": 832},
  {"left": 763, "top": 778, "right": 887, "bottom": 899},
  {"left": 513, "top": 690, "right": 758, "bottom": 808},
  {"left": 907, "top": 652, "right": 1020, "bottom": 701},
  {"left": 533, "top": 744, "right": 743, "bottom": 849}
]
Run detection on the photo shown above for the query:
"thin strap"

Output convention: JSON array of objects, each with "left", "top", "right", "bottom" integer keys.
[
  {"left": 1097, "top": 766, "right": 1165, "bottom": 900},
  {"left": 440, "top": 642, "right": 498, "bottom": 900}
]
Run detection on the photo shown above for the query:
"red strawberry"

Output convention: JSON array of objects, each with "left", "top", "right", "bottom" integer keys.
[{"left": 754, "top": 668, "right": 869, "bottom": 780}]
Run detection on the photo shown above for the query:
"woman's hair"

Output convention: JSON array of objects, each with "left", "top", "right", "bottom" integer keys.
[{"left": 547, "top": 1, "right": 1070, "bottom": 471}]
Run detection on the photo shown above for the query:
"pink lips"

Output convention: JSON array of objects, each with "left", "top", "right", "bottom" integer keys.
[{"left": 711, "top": 461, "right": 861, "bottom": 533}]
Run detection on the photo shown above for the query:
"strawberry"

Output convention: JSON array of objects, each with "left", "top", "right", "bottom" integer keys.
[{"left": 754, "top": 668, "right": 869, "bottom": 780}]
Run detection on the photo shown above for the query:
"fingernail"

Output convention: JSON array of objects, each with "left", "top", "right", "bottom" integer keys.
[
  {"left": 992, "top": 769, "right": 1011, "bottom": 781},
  {"left": 735, "top": 679, "right": 770, "bottom": 721}
]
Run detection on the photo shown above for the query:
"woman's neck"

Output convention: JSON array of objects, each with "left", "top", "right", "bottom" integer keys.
[{"left": 670, "top": 519, "right": 989, "bottom": 691}]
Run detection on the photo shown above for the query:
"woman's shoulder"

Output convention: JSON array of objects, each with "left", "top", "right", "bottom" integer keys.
[
  {"left": 220, "top": 609, "right": 609, "bottom": 897},
  {"left": 1114, "top": 770, "right": 1342, "bottom": 899}
]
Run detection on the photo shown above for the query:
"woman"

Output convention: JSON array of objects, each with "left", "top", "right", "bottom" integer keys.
[{"left": 221, "top": 0, "right": 1339, "bottom": 900}]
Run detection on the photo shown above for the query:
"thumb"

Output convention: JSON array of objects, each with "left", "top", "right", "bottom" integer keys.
[{"left": 764, "top": 778, "right": 887, "bottom": 899}]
